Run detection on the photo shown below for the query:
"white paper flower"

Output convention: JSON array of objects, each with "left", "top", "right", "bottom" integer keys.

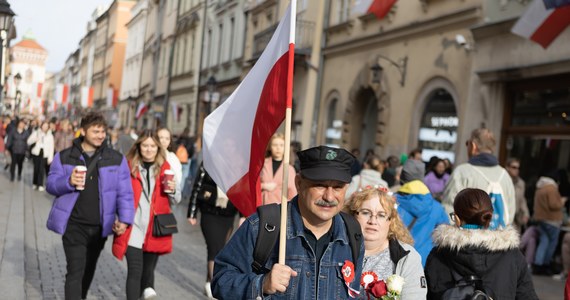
[{"left": 386, "top": 274, "right": 405, "bottom": 294}]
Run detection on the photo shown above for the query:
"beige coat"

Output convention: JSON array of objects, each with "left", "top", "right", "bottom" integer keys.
[{"left": 533, "top": 177, "right": 563, "bottom": 223}]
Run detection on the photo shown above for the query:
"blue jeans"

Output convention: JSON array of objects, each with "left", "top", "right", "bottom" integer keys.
[{"left": 534, "top": 222, "right": 560, "bottom": 266}]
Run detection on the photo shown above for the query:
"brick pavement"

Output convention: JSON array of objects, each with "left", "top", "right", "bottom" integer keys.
[{"left": 0, "top": 160, "right": 566, "bottom": 299}]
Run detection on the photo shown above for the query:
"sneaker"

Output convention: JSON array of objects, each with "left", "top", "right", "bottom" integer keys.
[
  {"left": 38, "top": 186, "right": 45, "bottom": 192},
  {"left": 33, "top": 185, "right": 38, "bottom": 190},
  {"left": 17, "top": 175, "right": 21, "bottom": 181},
  {"left": 205, "top": 282, "right": 213, "bottom": 299},
  {"left": 553, "top": 272, "right": 567, "bottom": 281},
  {"left": 143, "top": 287, "right": 157, "bottom": 299}
]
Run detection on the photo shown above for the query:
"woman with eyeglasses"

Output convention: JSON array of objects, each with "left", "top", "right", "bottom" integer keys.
[
  {"left": 344, "top": 187, "right": 426, "bottom": 300},
  {"left": 112, "top": 130, "right": 181, "bottom": 300},
  {"left": 425, "top": 188, "right": 538, "bottom": 300}
]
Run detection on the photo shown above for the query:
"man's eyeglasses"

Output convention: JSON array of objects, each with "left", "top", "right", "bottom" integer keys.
[{"left": 356, "top": 209, "right": 390, "bottom": 222}]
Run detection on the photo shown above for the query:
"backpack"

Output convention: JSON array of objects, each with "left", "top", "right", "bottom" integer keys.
[
  {"left": 471, "top": 166, "right": 509, "bottom": 229},
  {"left": 251, "top": 203, "right": 362, "bottom": 274},
  {"left": 441, "top": 269, "right": 494, "bottom": 300}
]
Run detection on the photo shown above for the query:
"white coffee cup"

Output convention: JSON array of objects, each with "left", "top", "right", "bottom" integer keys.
[
  {"left": 163, "top": 169, "right": 175, "bottom": 194},
  {"left": 74, "top": 166, "right": 87, "bottom": 191}
]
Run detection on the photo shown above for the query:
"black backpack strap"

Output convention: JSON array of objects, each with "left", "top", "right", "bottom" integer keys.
[
  {"left": 340, "top": 211, "right": 363, "bottom": 264},
  {"left": 252, "top": 204, "right": 281, "bottom": 274}
]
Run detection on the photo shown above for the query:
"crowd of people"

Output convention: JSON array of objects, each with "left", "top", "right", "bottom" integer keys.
[{"left": 1, "top": 112, "right": 568, "bottom": 299}]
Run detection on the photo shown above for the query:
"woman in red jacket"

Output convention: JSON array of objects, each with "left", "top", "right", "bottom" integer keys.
[{"left": 112, "top": 130, "right": 181, "bottom": 300}]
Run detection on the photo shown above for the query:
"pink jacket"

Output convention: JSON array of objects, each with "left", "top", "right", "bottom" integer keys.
[{"left": 260, "top": 157, "right": 297, "bottom": 205}]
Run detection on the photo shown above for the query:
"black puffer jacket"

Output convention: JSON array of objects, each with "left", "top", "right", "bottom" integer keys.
[
  {"left": 187, "top": 163, "right": 238, "bottom": 218},
  {"left": 425, "top": 225, "right": 538, "bottom": 300},
  {"left": 6, "top": 129, "right": 30, "bottom": 154}
]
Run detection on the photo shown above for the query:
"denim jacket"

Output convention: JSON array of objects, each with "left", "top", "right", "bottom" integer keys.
[{"left": 212, "top": 197, "right": 364, "bottom": 299}]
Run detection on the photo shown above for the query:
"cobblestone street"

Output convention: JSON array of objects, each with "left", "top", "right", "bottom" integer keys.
[
  {"left": 0, "top": 161, "right": 565, "bottom": 299},
  {"left": 0, "top": 162, "right": 209, "bottom": 299}
]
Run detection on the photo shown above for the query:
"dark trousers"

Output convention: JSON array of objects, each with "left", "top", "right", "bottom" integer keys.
[
  {"left": 32, "top": 150, "right": 47, "bottom": 186},
  {"left": 9, "top": 153, "right": 25, "bottom": 180},
  {"left": 125, "top": 246, "right": 159, "bottom": 300},
  {"left": 62, "top": 222, "right": 107, "bottom": 300}
]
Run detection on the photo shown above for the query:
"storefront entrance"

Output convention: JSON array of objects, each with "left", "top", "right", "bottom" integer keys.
[{"left": 501, "top": 74, "right": 570, "bottom": 206}]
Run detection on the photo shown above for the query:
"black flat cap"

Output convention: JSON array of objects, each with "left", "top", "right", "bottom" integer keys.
[{"left": 297, "top": 146, "right": 355, "bottom": 183}]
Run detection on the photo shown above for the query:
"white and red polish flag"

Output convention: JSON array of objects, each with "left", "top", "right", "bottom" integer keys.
[
  {"left": 353, "top": 0, "right": 397, "bottom": 20},
  {"left": 202, "top": 3, "right": 296, "bottom": 216},
  {"left": 56, "top": 84, "right": 69, "bottom": 104},
  {"left": 135, "top": 102, "right": 148, "bottom": 119},
  {"left": 511, "top": 0, "right": 570, "bottom": 48},
  {"left": 80, "top": 86, "right": 94, "bottom": 108}
]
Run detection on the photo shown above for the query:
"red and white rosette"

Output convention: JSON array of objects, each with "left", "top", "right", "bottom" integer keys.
[
  {"left": 341, "top": 260, "right": 360, "bottom": 298},
  {"left": 360, "top": 271, "right": 379, "bottom": 289}
]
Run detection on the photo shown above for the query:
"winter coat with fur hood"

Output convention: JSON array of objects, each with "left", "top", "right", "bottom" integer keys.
[{"left": 425, "top": 225, "right": 538, "bottom": 300}]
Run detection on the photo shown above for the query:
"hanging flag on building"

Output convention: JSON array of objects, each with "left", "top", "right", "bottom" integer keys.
[
  {"left": 511, "top": 0, "right": 570, "bottom": 48},
  {"left": 352, "top": 0, "right": 397, "bottom": 19},
  {"left": 135, "top": 102, "right": 148, "bottom": 119},
  {"left": 543, "top": 0, "right": 570, "bottom": 9},
  {"left": 81, "top": 86, "right": 94, "bottom": 108},
  {"left": 37, "top": 83, "right": 43, "bottom": 98},
  {"left": 55, "top": 84, "right": 69, "bottom": 104},
  {"left": 202, "top": 3, "right": 295, "bottom": 216},
  {"left": 106, "top": 87, "right": 119, "bottom": 108}
]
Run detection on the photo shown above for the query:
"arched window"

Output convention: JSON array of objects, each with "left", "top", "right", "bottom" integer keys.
[
  {"left": 418, "top": 88, "right": 458, "bottom": 162},
  {"left": 325, "top": 98, "right": 341, "bottom": 147}
]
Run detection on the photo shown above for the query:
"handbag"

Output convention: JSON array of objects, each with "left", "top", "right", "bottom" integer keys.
[{"left": 153, "top": 213, "right": 178, "bottom": 237}]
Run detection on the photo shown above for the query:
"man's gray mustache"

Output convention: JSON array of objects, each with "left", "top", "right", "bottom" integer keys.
[{"left": 315, "top": 199, "right": 338, "bottom": 207}]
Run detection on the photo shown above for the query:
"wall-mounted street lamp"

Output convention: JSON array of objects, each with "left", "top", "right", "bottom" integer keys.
[
  {"left": 0, "top": 0, "right": 15, "bottom": 114},
  {"left": 370, "top": 54, "right": 408, "bottom": 87}
]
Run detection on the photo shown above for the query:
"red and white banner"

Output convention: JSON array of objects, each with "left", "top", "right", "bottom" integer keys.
[
  {"left": 511, "top": 0, "right": 570, "bottom": 48},
  {"left": 37, "top": 83, "right": 43, "bottom": 98},
  {"left": 81, "top": 86, "right": 94, "bottom": 108},
  {"left": 202, "top": 3, "right": 296, "bottom": 216},
  {"left": 135, "top": 102, "right": 148, "bottom": 119},
  {"left": 352, "top": 0, "right": 397, "bottom": 20},
  {"left": 106, "top": 87, "right": 119, "bottom": 108},
  {"left": 56, "top": 84, "right": 69, "bottom": 104}
]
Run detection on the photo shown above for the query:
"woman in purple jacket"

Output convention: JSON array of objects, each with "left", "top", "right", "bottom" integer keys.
[{"left": 423, "top": 158, "right": 450, "bottom": 202}]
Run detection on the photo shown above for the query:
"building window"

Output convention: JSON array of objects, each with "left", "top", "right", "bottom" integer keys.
[
  {"left": 228, "top": 17, "right": 235, "bottom": 62},
  {"left": 206, "top": 28, "right": 212, "bottom": 68},
  {"left": 338, "top": 0, "right": 350, "bottom": 23},
  {"left": 417, "top": 88, "right": 458, "bottom": 163},
  {"left": 181, "top": 37, "right": 187, "bottom": 74},
  {"left": 185, "top": 32, "right": 193, "bottom": 72},
  {"left": 217, "top": 23, "right": 224, "bottom": 65},
  {"left": 325, "top": 98, "right": 341, "bottom": 147}
]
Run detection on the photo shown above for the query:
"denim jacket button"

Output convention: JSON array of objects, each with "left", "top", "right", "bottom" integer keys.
[{"left": 306, "top": 271, "right": 311, "bottom": 277}]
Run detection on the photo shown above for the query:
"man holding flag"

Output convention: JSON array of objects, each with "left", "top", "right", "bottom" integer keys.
[
  {"left": 206, "top": 2, "right": 362, "bottom": 298},
  {"left": 212, "top": 146, "right": 364, "bottom": 299}
]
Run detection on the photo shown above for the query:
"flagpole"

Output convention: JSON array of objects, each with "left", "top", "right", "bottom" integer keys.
[{"left": 279, "top": 1, "right": 296, "bottom": 265}]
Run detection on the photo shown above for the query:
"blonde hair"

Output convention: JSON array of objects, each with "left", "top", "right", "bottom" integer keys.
[
  {"left": 266, "top": 132, "right": 285, "bottom": 158},
  {"left": 126, "top": 129, "right": 167, "bottom": 178},
  {"left": 344, "top": 188, "right": 414, "bottom": 245}
]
